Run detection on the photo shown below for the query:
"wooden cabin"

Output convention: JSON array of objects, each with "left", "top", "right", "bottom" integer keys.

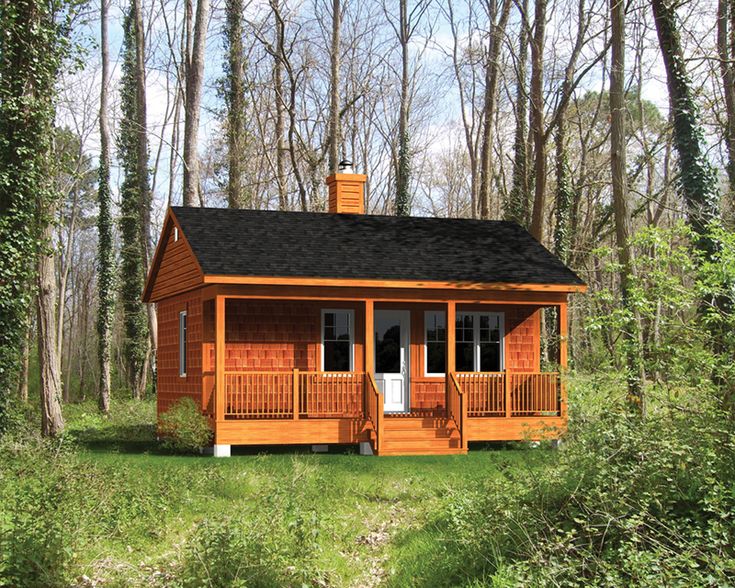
[{"left": 143, "top": 171, "right": 586, "bottom": 456}]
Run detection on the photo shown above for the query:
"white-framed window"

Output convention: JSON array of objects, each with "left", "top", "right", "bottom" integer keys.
[
  {"left": 321, "top": 309, "right": 354, "bottom": 372},
  {"left": 456, "top": 312, "right": 504, "bottom": 372},
  {"left": 424, "top": 310, "right": 446, "bottom": 376},
  {"left": 179, "top": 310, "right": 187, "bottom": 377},
  {"left": 173, "top": 226, "right": 179, "bottom": 242}
]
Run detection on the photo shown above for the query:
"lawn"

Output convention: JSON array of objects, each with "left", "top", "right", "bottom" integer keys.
[{"left": 1, "top": 399, "right": 556, "bottom": 587}]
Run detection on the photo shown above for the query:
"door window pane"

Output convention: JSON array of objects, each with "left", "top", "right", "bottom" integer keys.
[
  {"left": 376, "top": 316, "right": 401, "bottom": 373},
  {"left": 323, "top": 310, "right": 352, "bottom": 371},
  {"left": 479, "top": 342, "right": 501, "bottom": 371},
  {"left": 425, "top": 311, "right": 446, "bottom": 375}
]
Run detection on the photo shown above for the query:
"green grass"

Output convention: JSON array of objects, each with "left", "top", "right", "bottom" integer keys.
[{"left": 0, "top": 399, "right": 556, "bottom": 587}]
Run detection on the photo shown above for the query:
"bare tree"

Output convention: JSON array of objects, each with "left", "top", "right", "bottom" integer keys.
[
  {"left": 478, "top": 0, "right": 512, "bottom": 219},
  {"left": 610, "top": 0, "right": 644, "bottom": 411},
  {"left": 717, "top": 0, "right": 735, "bottom": 201},
  {"left": 182, "top": 0, "right": 211, "bottom": 206},
  {"left": 328, "top": 0, "right": 341, "bottom": 172},
  {"left": 528, "top": 0, "right": 546, "bottom": 241}
]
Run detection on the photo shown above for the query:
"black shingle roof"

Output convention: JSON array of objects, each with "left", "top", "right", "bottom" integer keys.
[{"left": 171, "top": 206, "right": 584, "bottom": 287}]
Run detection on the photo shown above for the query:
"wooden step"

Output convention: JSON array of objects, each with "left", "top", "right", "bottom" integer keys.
[
  {"left": 382, "top": 437, "right": 460, "bottom": 449},
  {"left": 382, "top": 429, "right": 452, "bottom": 441},
  {"left": 383, "top": 417, "right": 448, "bottom": 430}
]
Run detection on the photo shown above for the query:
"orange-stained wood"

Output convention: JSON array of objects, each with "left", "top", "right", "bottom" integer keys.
[
  {"left": 199, "top": 283, "right": 571, "bottom": 306},
  {"left": 446, "top": 301, "right": 456, "bottom": 413},
  {"left": 326, "top": 173, "right": 367, "bottom": 214},
  {"left": 143, "top": 209, "right": 204, "bottom": 302},
  {"left": 463, "top": 416, "right": 566, "bottom": 442},
  {"left": 215, "top": 296, "right": 225, "bottom": 424},
  {"left": 202, "top": 274, "right": 587, "bottom": 293},
  {"left": 559, "top": 302, "right": 569, "bottom": 419}
]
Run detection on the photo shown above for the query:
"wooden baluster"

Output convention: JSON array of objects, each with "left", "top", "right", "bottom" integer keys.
[
  {"left": 293, "top": 369, "right": 299, "bottom": 419},
  {"left": 505, "top": 372, "right": 511, "bottom": 418}
]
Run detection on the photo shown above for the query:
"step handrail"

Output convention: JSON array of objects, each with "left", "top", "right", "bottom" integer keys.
[
  {"left": 448, "top": 372, "right": 467, "bottom": 450},
  {"left": 366, "top": 372, "right": 384, "bottom": 454}
]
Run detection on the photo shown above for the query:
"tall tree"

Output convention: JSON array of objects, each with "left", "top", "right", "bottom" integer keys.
[
  {"left": 528, "top": 0, "right": 547, "bottom": 241},
  {"left": 505, "top": 0, "right": 531, "bottom": 227},
  {"left": 182, "top": 0, "right": 211, "bottom": 206},
  {"left": 610, "top": 0, "right": 644, "bottom": 412},
  {"left": 223, "top": 0, "right": 248, "bottom": 208},
  {"left": 478, "top": 0, "right": 512, "bottom": 219},
  {"left": 392, "top": 0, "right": 431, "bottom": 216},
  {"left": 717, "top": 0, "right": 735, "bottom": 211},
  {"left": 97, "top": 0, "right": 114, "bottom": 413},
  {"left": 328, "top": 0, "right": 341, "bottom": 173},
  {"left": 272, "top": 0, "right": 287, "bottom": 210},
  {"left": 651, "top": 0, "right": 721, "bottom": 255},
  {"left": 119, "top": 7, "right": 150, "bottom": 400},
  {"left": 0, "top": 0, "right": 71, "bottom": 434}
]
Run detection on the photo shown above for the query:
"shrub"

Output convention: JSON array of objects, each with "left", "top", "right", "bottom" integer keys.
[
  {"left": 394, "top": 382, "right": 735, "bottom": 587},
  {"left": 158, "top": 397, "right": 212, "bottom": 454}
]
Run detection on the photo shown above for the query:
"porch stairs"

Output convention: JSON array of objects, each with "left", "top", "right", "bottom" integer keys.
[{"left": 377, "top": 417, "right": 466, "bottom": 456}]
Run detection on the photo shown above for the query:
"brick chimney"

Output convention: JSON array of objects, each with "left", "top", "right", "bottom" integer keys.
[{"left": 326, "top": 159, "right": 366, "bottom": 214}]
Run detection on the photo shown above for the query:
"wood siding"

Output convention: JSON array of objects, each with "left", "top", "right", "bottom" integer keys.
[
  {"left": 145, "top": 216, "right": 203, "bottom": 302},
  {"left": 215, "top": 299, "right": 364, "bottom": 372},
  {"left": 157, "top": 290, "right": 203, "bottom": 416}
]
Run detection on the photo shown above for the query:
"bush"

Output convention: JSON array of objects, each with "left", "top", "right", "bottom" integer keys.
[
  {"left": 392, "top": 381, "right": 735, "bottom": 587},
  {"left": 158, "top": 397, "right": 212, "bottom": 454}
]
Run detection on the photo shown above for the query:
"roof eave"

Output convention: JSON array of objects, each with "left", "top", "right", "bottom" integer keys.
[{"left": 201, "top": 274, "right": 587, "bottom": 293}]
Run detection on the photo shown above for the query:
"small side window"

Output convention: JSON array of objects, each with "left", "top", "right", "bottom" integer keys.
[
  {"left": 173, "top": 227, "right": 179, "bottom": 242},
  {"left": 179, "top": 310, "right": 187, "bottom": 377}
]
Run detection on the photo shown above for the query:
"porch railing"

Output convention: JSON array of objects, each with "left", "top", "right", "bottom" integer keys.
[
  {"left": 511, "top": 372, "right": 560, "bottom": 416},
  {"left": 300, "top": 372, "right": 364, "bottom": 418},
  {"left": 456, "top": 372, "right": 505, "bottom": 417},
  {"left": 223, "top": 370, "right": 365, "bottom": 419},
  {"left": 456, "top": 372, "right": 561, "bottom": 417}
]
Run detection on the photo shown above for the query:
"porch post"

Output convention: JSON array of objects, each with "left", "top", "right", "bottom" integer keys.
[
  {"left": 558, "top": 302, "right": 568, "bottom": 418},
  {"left": 365, "top": 299, "right": 374, "bottom": 380},
  {"left": 215, "top": 295, "right": 225, "bottom": 423},
  {"left": 446, "top": 301, "right": 456, "bottom": 406}
]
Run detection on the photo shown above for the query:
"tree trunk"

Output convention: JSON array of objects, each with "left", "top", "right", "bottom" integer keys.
[
  {"left": 651, "top": 0, "right": 720, "bottom": 254},
  {"left": 37, "top": 219, "right": 64, "bottom": 437},
  {"left": 478, "top": 0, "right": 512, "bottom": 220},
  {"left": 328, "top": 0, "right": 341, "bottom": 173},
  {"left": 506, "top": 0, "right": 530, "bottom": 226},
  {"left": 611, "top": 0, "right": 645, "bottom": 413},
  {"left": 528, "top": 0, "right": 547, "bottom": 241},
  {"left": 225, "top": 0, "right": 247, "bottom": 208},
  {"left": 182, "top": 0, "right": 210, "bottom": 206},
  {"left": 97, "top": 0, "right": 113, "bottom": 412},
  {"left": 273, "top": 0, "right": 287, "bottom": 210},
  {"left": 395, "top": 0, "right": 411, "bottom": 216},
  {"left": 718, "top": 0, "right": 735, "bottom": 200}
]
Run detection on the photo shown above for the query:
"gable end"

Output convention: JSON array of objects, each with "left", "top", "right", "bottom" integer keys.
[{"left": 142, "top": 210, "right": 204, "bottom": 302}]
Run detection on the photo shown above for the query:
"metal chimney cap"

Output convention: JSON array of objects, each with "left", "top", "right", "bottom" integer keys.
[{"left": 338, "top": 159, "right": 353, "bottom": 173}]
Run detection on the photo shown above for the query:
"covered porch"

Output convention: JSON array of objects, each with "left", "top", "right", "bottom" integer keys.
[{"left": 198, "top": 284, "right": 569, "bottom": 455}]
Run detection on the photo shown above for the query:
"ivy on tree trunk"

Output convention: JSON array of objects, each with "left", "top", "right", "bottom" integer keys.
[{"left": 118, "top": 7, "right": 150, "bottom": 400}]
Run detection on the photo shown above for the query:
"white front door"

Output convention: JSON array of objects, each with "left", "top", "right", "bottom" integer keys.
[{"left": 374, "top": 310, "right": 410, "bottom": 413}]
